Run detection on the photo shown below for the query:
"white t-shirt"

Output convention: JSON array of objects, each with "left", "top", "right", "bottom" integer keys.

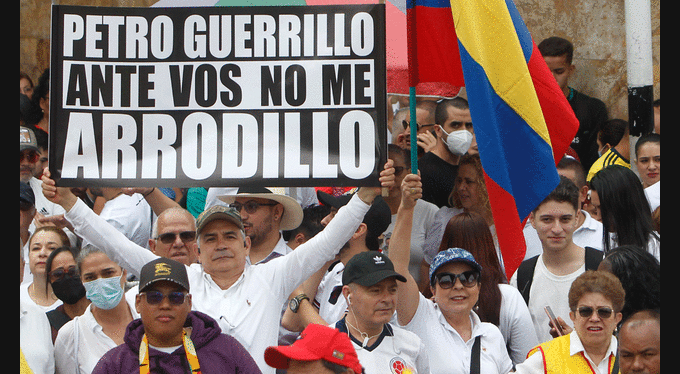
[
  {"left": 88, "top": 193, "right": 154, "bottom": 250},
  {"left": 400, "top": 294, "right": 513, "bottom": 374},
  {"left": 314, "top": 261, "right": 348, "bottom": 325},
  {"left": 497, "top": 284, "right": 539, "bottom": 365},
  {"left": 333, "top": 318, "right": 430, "bottom": 374},
  {"left": 510, "top": 255, "right": 585, "bottom": 344},
  {"left": 20, "top": 298, "right": 55, "bottom": 374}
]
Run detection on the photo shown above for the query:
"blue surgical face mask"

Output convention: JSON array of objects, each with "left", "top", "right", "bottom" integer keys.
[{"left": 83, "top": 274, "right": 124, "bottom": 310}]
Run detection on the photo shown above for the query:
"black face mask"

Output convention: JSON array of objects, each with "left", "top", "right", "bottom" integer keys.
[{"left": 51, "top": 275, "right": 87, "bottom": 305}]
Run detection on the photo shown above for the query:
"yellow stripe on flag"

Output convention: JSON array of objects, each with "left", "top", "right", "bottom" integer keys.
[{"left": 449, "top": 0, "right": 551, "bottom": 145}]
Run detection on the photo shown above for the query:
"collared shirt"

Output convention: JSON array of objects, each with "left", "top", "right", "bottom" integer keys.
[
  {"left": 333, "top": 318, "right": 430, "bottom": 374},
  {"left": 401, "top": 294, "right": 513, "bottom": 374},
  {"left": 515, "top": 331, "right": 618, "bottom": 374},
  {"left": 65, "top": 194, "right": 371, "bottom": 374},
  {"left": 245, "top": 235, "right": 292, "bottom": 266},
  {"left": 54, "top": 297, "right": 140, "bottom": 374}
]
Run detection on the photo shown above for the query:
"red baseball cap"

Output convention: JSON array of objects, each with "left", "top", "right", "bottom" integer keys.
[{"left": 264, "top": 324, "right": 362, "bottom": 373}]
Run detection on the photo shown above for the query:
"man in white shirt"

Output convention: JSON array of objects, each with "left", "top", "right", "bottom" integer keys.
[
  {"left": 334, "top": 251, "right": 430, "bottom": 374},
  {"left": 41, "top": 163, "right": 394, "bottom": 374},
  {"left": 218, "top": 186, "right": 304, "bottom": 265},
  {"left": 511, "top": 176, "right": 603, "bottom": 343},
  {"left": 282, "top": 191, "right": 392, "bottom": 331},
  {"left": 523, "top": 156, "right": 604, "bottom": 260}
]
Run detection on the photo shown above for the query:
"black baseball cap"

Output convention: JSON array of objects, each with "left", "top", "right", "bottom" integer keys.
[
  {"left": 139, "top": 257, "right": 190, "bottom": 292},
  {"left": 342, "top": 251, "right": 407, "bottom": 286}
]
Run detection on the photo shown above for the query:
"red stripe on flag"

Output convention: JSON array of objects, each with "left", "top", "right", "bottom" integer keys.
[
  {"left": 483, "top": 170, "right": 526, "bottom": 281},
  {"left": 527, "top": 43, "right": 580, "bottom": 164},
  {"left": 407, "top": 6, "right": 464, "bottom": 87}
]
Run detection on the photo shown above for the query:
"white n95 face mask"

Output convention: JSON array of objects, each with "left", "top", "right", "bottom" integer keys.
[{"left": 440, "top": 126, "right": 474, "bottom": 156}]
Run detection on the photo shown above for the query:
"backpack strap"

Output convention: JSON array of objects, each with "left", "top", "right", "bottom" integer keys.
[{"left": 517, "top": 255, "right": 540, "bottom": 305}]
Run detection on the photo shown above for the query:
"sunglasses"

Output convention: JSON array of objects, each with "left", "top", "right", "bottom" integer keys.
[
  {"left": 576, "top": 306, "right": 614, "bottom": 319},
  {"left": 142, "top": 290, "right": 188, "bottom": 305},
  {"left": 433, "top": 271, "right": 480, "bottom": 289},
  {"left": 48, "top": 265, "right": 79, "bottom": 283},
  {"left": 229, "top": 200, "right": 278, "bottom": 214},
  {"left": 20, "top": 151, "right": 40, "bottom": 163},
  {"left": 156, "top": 231, "right": 196, "bottom": 244},
  {"left": 402, "top": 120, "right": 435, "bottom": 132}
]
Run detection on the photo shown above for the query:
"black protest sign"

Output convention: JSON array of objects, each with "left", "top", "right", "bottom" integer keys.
[{"left": 49, "top": 5, "right": 386, "bottom": 188}]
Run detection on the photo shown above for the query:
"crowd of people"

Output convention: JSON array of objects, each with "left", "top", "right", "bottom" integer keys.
[{"left": 20, "top": 35, "right": 660, "bottom": 374}]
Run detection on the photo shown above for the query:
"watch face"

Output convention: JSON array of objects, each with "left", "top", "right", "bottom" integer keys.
[{"left": 289, "top": 298, "right": 299, "bottom": 312}]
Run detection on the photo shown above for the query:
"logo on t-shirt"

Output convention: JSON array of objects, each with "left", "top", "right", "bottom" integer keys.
[{"left": 390, "top": 357, "right": 415, "bottom": 374}]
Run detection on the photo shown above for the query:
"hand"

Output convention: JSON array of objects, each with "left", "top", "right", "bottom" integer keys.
[
  {"left": 357, "top": 159, "right": 395, "bottom": 204},
  {"left": 41, "top": 168, "right": 78, "bottom": 211},
  {"left": 416, "top": 131, "right": 437, "bottom": 153},
  {"left": 400, "top": 173, "right": 422, "bottom": 210},
  {"left": 121, "top": 187, "right": 155, "bottom": 197},
  {"left": 548, "top": 316, "right": 573, "bottom": 338}
]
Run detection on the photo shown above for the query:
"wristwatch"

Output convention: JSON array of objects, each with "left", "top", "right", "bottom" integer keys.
[{"left": 289, "top": 293, "right": 310, "bottom": 313}]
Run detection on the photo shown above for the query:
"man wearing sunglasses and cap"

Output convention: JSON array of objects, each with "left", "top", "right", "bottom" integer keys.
[
  {"left": 41, "top": 161, "right": 395, "bottom": 374},
  {"left": 92, "top": 257, "right": 261, "bottom": 374}
]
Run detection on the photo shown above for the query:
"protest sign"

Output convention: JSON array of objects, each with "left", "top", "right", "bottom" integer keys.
[{"left": 49, "top": 4, "right": 386, "bottom": 188}]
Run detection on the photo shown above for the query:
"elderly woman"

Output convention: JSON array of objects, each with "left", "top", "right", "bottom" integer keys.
[
  {"left": 388, "top": 173, "right": 513, "bottom": 374},
  {"left": 515, "top": 270, "right": 625, "bottom": 374}
]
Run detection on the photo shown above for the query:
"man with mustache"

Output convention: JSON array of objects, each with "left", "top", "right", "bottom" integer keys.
[
  {"left": 41, "top": 160, "right": 395, "bottom": 374},
  {"left": 219, "top": 186, "right": 304, "bottom": 265}
]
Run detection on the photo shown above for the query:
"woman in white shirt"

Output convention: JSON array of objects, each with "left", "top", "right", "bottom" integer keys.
[
  {"left": 388, "top": 173, "right": 513, "bottom": 374},
  {"left": 436, "top": 211, "right": 538, "bottom": 365},
  {"left": 54, "top": 245, "right": 139, "bottom": 374},
  {"left": 19, "top": 226, "right": 69, "bottom": 311}
]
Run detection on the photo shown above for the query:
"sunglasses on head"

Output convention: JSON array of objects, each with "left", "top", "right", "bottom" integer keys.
[
  {"left": 142, "top": 290, "right": 188, "bottom": 305},
  {"left": 156, "top": 231, "right": 196, "bottom": 244},
  {"left": 432, "top": 271, "right": 480, "bottom": 289},
  {"left": 576, "top": 306, "right": 614, "bottom": 319},
  {"left": 229, "top": 200, "right": 278, "bottom": 214}
]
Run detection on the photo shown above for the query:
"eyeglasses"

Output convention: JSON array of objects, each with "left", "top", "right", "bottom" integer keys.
[
  {"left": 229, "top": 200, "right": 278, "bottom": 214},
  {"left": 156, "top": 231, "right": 196, "bottom": 244},
  {"left": 142, "top": 290, "right": 188, "bottom": 305},
  {"left": 433, "top": 271, "right": 480, "bottom": 289},
  {"left": 48, "top": 265, "right": 80, "bottom": 283},
  {"left": 576, "top": 306, "right": 614, "bottom": 319},
  {"left": 20, "top": 151, "right": 40, "bottom": 163}
]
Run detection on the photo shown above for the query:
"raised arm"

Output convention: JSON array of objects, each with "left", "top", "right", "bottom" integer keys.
[
  {"left": 268, "top": 160, "right": 396, "bottom": 298},
  {"left": 41, "top": 169, "right": 158, "bottom": 277},
  {"left": 388, "top": 173, "right": 423, "bottom": 326}
]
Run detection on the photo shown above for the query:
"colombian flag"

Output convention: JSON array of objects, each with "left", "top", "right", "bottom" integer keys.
[
  {"left": 450, "top": 0, "right": 579, "bottom": 279},
  {"left": 407, "top": 0, "right": 464, "bottom": 89}
]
